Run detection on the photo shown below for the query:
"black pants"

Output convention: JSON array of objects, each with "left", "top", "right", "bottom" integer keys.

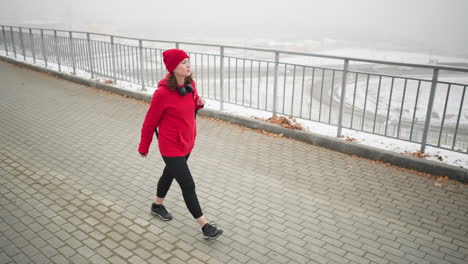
[{"left": 156, "top": 153, "right": 203, "bottom": 219}]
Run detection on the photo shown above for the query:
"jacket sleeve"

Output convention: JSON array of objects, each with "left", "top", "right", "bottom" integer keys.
[
  {"left": 138, "top": 90, "right": 164, "bottom": 154},
  {"left": 193, "top": 81, "right": 204, "bottom": 110}
]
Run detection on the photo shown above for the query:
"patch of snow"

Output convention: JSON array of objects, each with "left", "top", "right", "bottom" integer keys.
[{"left": 203, "top": 98, "right": 468, "bottom": 170}]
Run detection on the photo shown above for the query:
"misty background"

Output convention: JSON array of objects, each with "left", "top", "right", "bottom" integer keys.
[{"left": 1, "top": 0, "right": 467, "bottom": 59}]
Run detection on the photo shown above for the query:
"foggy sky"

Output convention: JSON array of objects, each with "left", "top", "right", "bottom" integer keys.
[{"left": 0, "top": 0, "right": 467, "bottom": 56}]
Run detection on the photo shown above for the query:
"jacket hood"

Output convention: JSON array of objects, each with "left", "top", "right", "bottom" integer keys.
[{"left": 157, "top": 74, "right": 170, "bottom": 88}]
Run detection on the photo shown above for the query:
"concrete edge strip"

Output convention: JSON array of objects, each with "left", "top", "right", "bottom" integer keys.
[{"left": 1, "top": 55, "right": 466, "bottom": 183}]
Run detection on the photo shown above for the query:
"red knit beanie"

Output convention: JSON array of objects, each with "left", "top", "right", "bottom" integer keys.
[{"left": 163, "top": 49, "right": 189, "bottom": 73}]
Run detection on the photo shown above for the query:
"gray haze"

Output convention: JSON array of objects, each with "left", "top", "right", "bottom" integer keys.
[{"left": 1, "top": 0, "right": 467, "bottom": 56}]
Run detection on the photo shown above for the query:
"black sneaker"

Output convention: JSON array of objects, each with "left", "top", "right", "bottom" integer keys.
[
  {"left": 202, "top": 222, "right": 223, "bottom": 240},
  {"left": 150, "top": 203, "right": 173, "bottom": 221}
]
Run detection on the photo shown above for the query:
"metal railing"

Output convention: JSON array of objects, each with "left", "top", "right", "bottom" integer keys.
[{"left": 1, "top": 25, "right": 468, "bottom": 154}]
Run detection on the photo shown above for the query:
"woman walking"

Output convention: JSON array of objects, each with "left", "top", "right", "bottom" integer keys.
[{"left": 138, "top": 49, "right": 223, "bottom": 240}]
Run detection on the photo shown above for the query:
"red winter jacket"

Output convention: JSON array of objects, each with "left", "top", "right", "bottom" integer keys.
[{"left": 138, "top": 76, "right": 203, "bottom": 157}]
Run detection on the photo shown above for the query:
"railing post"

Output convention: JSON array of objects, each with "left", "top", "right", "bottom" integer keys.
[
  {"left": 421, "top": 68, "right": 439, "bottom": 152},
  {"left": 69, "top": 31, "right": 76, "bottom": 75},
  {"left": 18, "top": 27, "right": 26, "bottom": 60},
  {"left": 53, "top": 30, "right": 61, "bottom": 72},
  {"left": 86, "top": 33, "right": 94, "bottom": 79},
  {"left": 139, "top": 39, "right": 145, "bottom": 91},
  {"left": 1, "top": 26, "right": 8, "bottom": 56},
  {"left": 110, "top": 36, "right": 117, "bottom": 85},
  {"left": 40, "top": 29, "right": 47, "bottom": 67},
  {"left": 220, "top": 46, "right": 224, "bottom": 111},
  {"left": 175, "top": 42, "right": 179, "bottom": 49},
  {"left": 452, "top": 85, "right": 466, "bottom": 150},
  {"left": 29, "top": 28, "right": 36, "bottom": 63},
  {"left": 19, "top": 27, "right": 26, "bottom": 60},
  {"left": 272, "top": 51, "right": 279, "bottom": 115},
  {"left": 337, "top": 59, "right": 349, "bottom": 137},
  {"left": 10, "top": 26, "right": 16, "bottom": 59}
]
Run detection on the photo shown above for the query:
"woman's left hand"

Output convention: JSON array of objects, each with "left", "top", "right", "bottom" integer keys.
[{"left": 197, "top": 97, "right": 205, "bottom": 106}]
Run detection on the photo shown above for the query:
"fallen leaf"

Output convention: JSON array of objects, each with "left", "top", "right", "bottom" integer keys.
[
  {"left": 403, "top": 150, "right": 434, "bottom": 159},
  {"left": 344, "top": 137, "right": 357, "bottom": 142},
  {"left": 263, "top": 115, "right": 303, "bottom": 130}
]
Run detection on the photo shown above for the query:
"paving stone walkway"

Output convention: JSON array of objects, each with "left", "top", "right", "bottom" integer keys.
[{"left": 1, "top": 60, "right": 467, "bottom": 264}]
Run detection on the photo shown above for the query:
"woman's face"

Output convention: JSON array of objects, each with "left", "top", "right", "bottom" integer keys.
[{"left": 173, "top": 58, "right": 191, "bottom": 77}]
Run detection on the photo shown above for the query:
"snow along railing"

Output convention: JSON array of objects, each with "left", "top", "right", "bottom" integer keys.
[{"left": 1, "top": 25, "right": 468, "bottom": 154}]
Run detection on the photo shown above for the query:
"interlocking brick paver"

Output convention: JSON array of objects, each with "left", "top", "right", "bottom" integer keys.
[
  {"left": 445, "top": 254, "right": 467, "bottom": 264},
  {"left": 11, "top": 253, "right": 33, "bottom": 264},
  {"left": 88, "top": 254, "right": 109, "bottom": 264},
  {"left": 1, "top": 59, "right": 468, "bottom": 263},
  {"left": 114, "top": 246, "right": 133, "bottom": 259},
  {"left": 69, "top": 254, "right": 90, "bottom": 264},
  {"left": 58, "top": 245, "right": 77, "bottom": 258},
  {"left": 51, "top": 254, "right": 71, "bottom": 264}
]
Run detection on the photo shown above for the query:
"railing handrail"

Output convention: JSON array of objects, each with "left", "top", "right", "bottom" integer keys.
[{"left": 3, "top": 24, "right": 468, "bottom": 73}]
